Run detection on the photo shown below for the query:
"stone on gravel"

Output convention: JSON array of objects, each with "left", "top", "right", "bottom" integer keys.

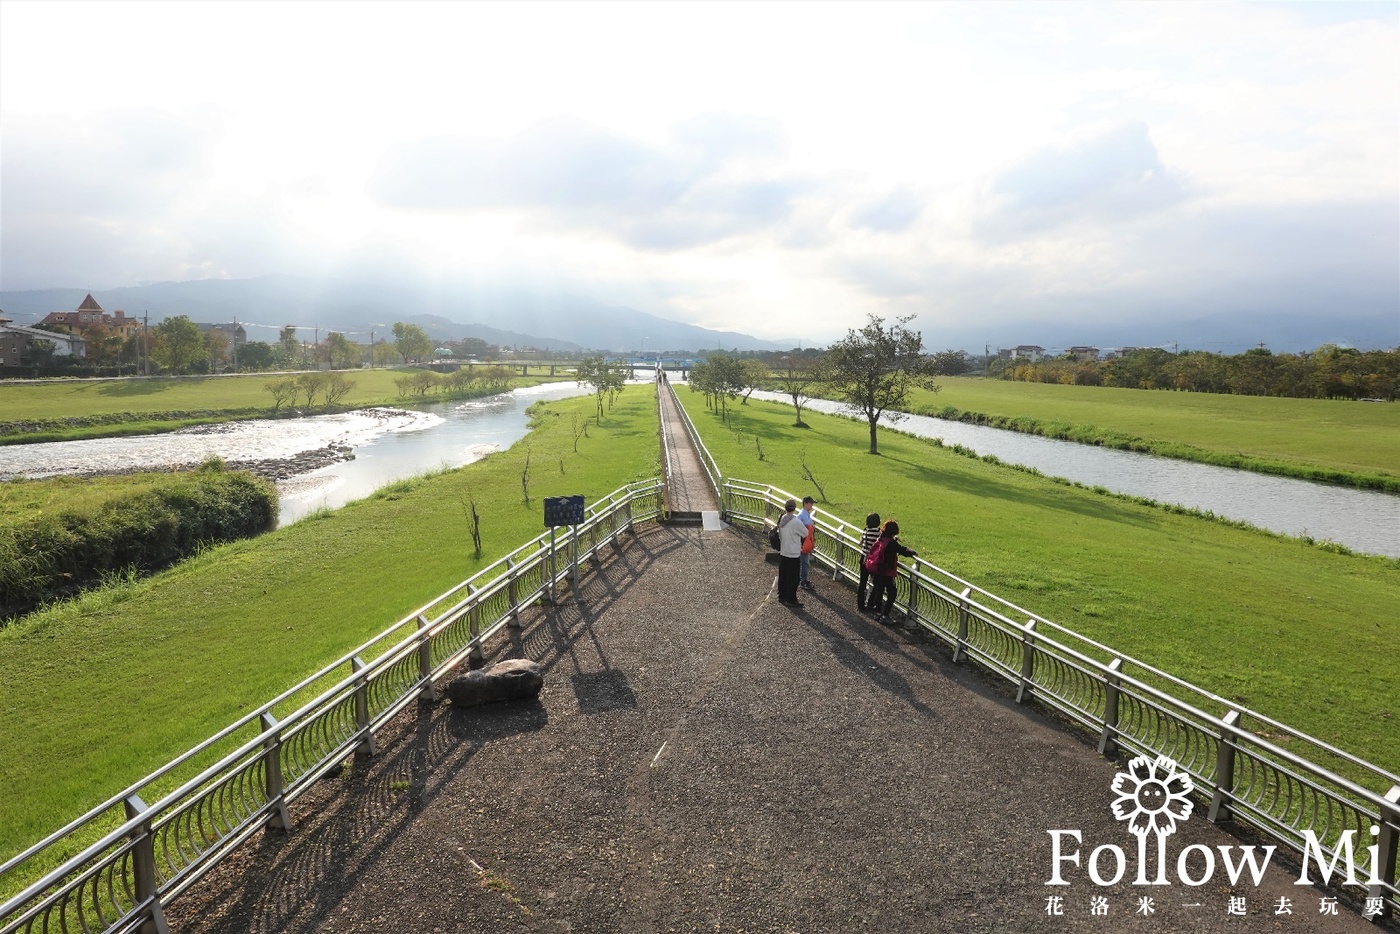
[{"left": 444, "top": 658, "right": 544, "bottom": 708}]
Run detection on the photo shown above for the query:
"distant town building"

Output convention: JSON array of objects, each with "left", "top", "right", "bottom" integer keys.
[
  {"left": 194, "top": 323, "right": 247, "bottom": 347},
  {"left": 1066, "top": 346, "right": 1100, "bottom": 361},
  {"left": 38, "top": 294, "right": 141, "bottom": 338},
  {"left": 0, "top": 316, "right": 87, "bottom": 363},
  {"left": 1010, "top": 345, "right": 1046, "bottom": 362},
  {"left": 1102, "top": 347, "right": 1140, "bottom": 360}
]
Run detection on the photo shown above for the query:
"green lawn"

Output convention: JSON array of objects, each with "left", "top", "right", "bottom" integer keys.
[
  {"left": 0, "top": 369, "right": 573, "bottom": 443},
  {"left": 678, "top": 389, "right": 1400, "bottom": 780},
  {"left": 904, "top": 377, "right": 1400, "bottom": 489},
  {"left": 0, "top": 387, "right": 658, "bottom": 867}
]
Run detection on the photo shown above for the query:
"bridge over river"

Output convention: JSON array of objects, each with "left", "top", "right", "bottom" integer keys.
[{"left": 147, "top": 384, "right": 1380, "bottom": 933}]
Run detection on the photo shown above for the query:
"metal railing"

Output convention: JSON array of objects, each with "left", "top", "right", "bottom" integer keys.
[
  {"left": 663, "top": 380, "right": 1400, "bottom": 920},
  {"left": 0, "top": 479, "right": 663, "bottom": 934},
  {"left": 660, "top": 374, "right": 723, "bottom": 508}
]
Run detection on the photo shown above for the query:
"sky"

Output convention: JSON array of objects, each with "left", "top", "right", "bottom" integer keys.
[{"left": 1, "top": 0, "right": 1397, "bottom": 349}]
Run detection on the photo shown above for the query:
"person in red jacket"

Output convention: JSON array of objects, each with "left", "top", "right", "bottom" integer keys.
[{"left": 866, "top": 519, "right": 917, "bottom": 623}]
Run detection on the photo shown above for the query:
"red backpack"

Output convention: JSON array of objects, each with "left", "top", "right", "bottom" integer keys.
[{"left": 863, "top": 536, "right": 891, "bottom": 574}]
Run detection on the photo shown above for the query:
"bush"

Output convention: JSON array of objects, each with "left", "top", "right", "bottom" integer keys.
[{"left": 0, "top": 471, "right": 278, "bottom": 620}]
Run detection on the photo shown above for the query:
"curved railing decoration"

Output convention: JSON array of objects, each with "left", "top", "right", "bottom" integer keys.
[{"left": 0, "top": 479, "right": 662, "bottom": 934}]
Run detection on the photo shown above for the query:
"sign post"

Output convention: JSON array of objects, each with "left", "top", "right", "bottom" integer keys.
[{"left": 543, "top": 495, "right": 585, "bottom": 602}]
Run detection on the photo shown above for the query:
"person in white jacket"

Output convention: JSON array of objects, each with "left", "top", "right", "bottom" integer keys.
[{"left": 776, "top": 498, "right": 806, "bottom": 608}]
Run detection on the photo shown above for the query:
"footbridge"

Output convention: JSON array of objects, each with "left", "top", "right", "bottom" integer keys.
[{"left": 3, "top": 379, "right": 1396, "bottom": 934}]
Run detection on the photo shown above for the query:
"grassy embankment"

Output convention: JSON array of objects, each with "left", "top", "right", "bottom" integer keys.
[
  {"left": 900, "top": 377, "right": 1400, "bottom": 492},
  {"left": 0, "top": 368, "right": 570, "bottom": 444},
  {"left": 0, "top": 386, "right": 658, "bottom": 873},
  {"left": 0, "top": 467, "right": 278, "bottom": 619},
  {"left": 676, "top": 389, "right": 1400, "bottom": 779}
]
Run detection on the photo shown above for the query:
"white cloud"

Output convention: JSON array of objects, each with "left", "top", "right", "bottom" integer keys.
[{"left": 1, "top": 0, "right": 1395, "bottom": 348}]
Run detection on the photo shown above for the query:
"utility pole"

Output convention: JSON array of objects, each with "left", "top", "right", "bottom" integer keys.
[
  {"left": 232, "top": 317, "right": 239, "bottom": 372},
  {"left": 143, "top": 311, "right": 149, "bottom": 376}
]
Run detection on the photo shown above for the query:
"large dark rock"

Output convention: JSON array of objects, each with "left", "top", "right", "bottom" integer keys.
[{"left": 445, "top": 658, "right": 544, "bottom": 708}]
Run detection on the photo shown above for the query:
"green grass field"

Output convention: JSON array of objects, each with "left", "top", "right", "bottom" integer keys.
[
  {"left": 0, "top": 369, "right": 573, "bottom": 443},
  {"left": 0, "top": 387, "right": 659, "bottom": 867},
  {"left": 678, "top": 389, "right": 1400, "bottom": 780},
  {"left": 905, "top": 377, "right": 1400, "bottom": 489}
]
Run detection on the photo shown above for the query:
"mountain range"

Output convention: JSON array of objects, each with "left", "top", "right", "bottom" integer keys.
[{"left": 0, "top": 275, "right": 796, "bottom": 353}]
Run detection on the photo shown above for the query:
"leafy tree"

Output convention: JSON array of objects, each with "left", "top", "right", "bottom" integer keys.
[
  {"left": 278, "top": 325, "right": 300, "bottom": 363},
  {"left": 930, "top": 349, "right": 970, "bottom": 376},
  {"left": 775, "top": 353, "right": 821, "bottom": 427},
  {"left": 576, "top": 356, "right": 626, "bottom": 419},
  {"left": 151, "top": 316, "right": 208, "bottom": 374},
  {"left": 737, "top": 358, "right": 770, "bottom": 404},
  {"left": 239, "top": 341, "right": 276, "bottom": 371},
  {"left": 392, "top": 322, "right": 433, "bottom": 363},
  {"left": 821, "top": 314, "right": 939, "bottom": 454},
  {"left": 323, "top": 373, "right": 356, "bottom": 407},
  {"left": 264, "top": 377, "right": 298, "bottom": 411},
  {"left": 370, "top": 341, "right": 399, "bottom": 367},
  {"left": 325, "top": 331, "right": 360, "bottom": 369},
  {"left": 204, "top": 329, "right": 231, "bottom": 373}
]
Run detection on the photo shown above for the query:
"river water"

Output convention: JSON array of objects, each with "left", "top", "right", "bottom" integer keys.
[
  {"left": 3, "top": 381, "right": 1395, "bottom": 556},
  {"left": 0, "top": 383, "right": 591, "bottom": 527},
  {"left": 745, "top": 391, "right": 1400, "bottom": 559}
]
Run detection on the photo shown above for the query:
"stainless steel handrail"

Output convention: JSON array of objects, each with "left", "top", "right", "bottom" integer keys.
[
  {"left": 0, "top": 478, "right": 662, "bottom": 934},
  {"left": 720, "top": 477, "right": 1399, "bottom": 917}
]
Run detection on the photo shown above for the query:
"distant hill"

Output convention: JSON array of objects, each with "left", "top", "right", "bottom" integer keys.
[{"left": 0, "top": 275, "right": 795, "bottom": 353}]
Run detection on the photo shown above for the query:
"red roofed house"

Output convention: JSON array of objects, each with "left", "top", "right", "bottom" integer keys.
[{"left": 38, "top": 295, "right": 141, "bottom": 338}]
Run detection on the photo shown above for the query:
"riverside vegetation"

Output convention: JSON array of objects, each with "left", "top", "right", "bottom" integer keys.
[
  {"left": 676, "top": 389, "right": 1400, "bottom": 782},
  {"left": 0, "top": 464, "right": 277, "bottom": 620},
  {"left": 0, "top": 387, "right": 658, "bottom": 881},
  {"left": 0, "top": 366, "right": 566, "bottom": 445}
]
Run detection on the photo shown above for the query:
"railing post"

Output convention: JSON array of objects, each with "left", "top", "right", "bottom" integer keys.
[
  {"left": 1208, "top": 709, "right": 1242, "bottom": 822},
  {"left": 902, "top": 567, "right": 919, "bottom": 628},
  {"left": 1368, "top": 785, "right": 1400, "bottom": 921},
  {"left": 506, "top": 558, "right": 523, "bottom": 627},
  {"left": 123, "top": 794, "right": 170, "bottom": 934},
  {"left": 1097, "top": 658, "right": 1124, "bottom": 757},
  {"left": 1016, "top": 620, "right": 1037, "bottom": 704},
  {"left": 467, "top": 585, "right": 483, "bottom": 664},
  {"left": 259, "top": 713, "right": 292, "bottom": 830},
  {"left": 953, "top": 587, "right": 971, "bottom": 663},
  {"left": 416, "top": 615, "right": 437, "bottom": 701},
  {"left": 832, "top": 538, "right": 845, "bottom": 581},
  {"left": 352, "top": 656, "right": 377, "bottom": 761}
]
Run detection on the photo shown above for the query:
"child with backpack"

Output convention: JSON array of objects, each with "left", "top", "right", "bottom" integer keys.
[{"left": 864, "top": 519, "right": 918, "bottom": 623}]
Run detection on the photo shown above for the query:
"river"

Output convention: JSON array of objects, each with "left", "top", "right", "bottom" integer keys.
[
  {"left": 747, "top": 391, "right": 1400, "bottom": 559},
  {"left": 3, "top": 381, "right": 1396, "bottom": 557}
]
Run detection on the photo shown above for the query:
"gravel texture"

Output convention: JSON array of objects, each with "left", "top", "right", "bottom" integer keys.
[{"left": 166, "top": 521, "right": 1385, "bottom": 934}]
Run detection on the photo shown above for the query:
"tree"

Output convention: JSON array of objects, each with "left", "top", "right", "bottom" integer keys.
[
  {"left": 325, "top": 331, "right": 360, "bottom": 369},
  {"left": 370, "top": 341, "right": 399, "bottom": 367},
  {"left": 239, "top": 341, "right": 276, "bottom": 371},
  {"left": 279, "top": 325, "right": 300, "bottom": 363},
  {"left": 204, "top": 328, "right": 231, "bottom": 373},
  {"left": 737, "top": 358, "right": 770, "bottom": 404},
  {"left": 151, "top": 315, "right": 208, "bottom": 374},
  {"left": 776, "top": 353, "right": 821, "bottom": 427},
  {"left": 930, "top": 349, "right": 970, "bottom": 376},
  {"left": 392, "top": 322, "right": 433, "bottom": 363},
  {"left": 821, "top": 314, "right": 939, "bottom": 454},
  {"left": 576, "top": 356, "right": 626, "bottom": 419}
]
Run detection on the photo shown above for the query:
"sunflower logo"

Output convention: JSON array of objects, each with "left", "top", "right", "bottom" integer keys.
[{"left": 1110, "top": 754, "right": 1194, "bottom": 838}]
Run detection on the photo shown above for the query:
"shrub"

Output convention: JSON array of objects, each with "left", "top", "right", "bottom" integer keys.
[{"left": 0, "top": 472, "right": 278, "bottom": 620}]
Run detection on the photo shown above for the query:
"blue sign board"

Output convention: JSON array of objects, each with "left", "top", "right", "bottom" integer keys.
[{"left": 544, "top": 495, "right": 585, "bottom": 527}]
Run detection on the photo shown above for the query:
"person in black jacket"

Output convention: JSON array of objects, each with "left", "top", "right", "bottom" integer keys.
[
  {"left": 867, "top": 519, "right": 917, "bottom": 623},
  {"left": 857, "top": 512, "right": 881, "bottom": 611}
]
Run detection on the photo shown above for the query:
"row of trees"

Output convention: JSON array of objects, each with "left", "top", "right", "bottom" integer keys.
[
  {"left": 690, "top": 315, "right": 941, "bottom": 455},
  {"left": 993, "top": 345, "right": 1400, "bottom": 400}
]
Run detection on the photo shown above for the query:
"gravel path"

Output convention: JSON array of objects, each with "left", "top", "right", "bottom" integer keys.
[{"left": 166, "top": 522, "right": 1382, "bottom": 933}]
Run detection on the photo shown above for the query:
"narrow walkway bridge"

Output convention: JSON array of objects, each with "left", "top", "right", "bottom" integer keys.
[{"left": 168, "top": 385, "right": 1375, "bottom": 934}]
